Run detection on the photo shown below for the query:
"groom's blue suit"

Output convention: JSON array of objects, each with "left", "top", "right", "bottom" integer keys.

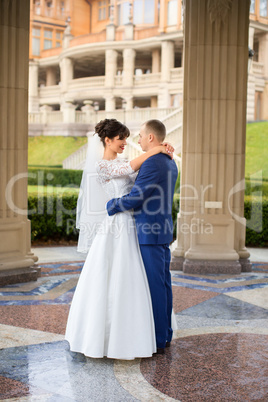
[{"left": 107, "top": 153, "right": 178, "bottom": 348}]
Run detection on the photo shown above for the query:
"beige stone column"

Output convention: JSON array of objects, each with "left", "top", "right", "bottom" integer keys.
[
  {"left": 124, "top": 95, "right": 133, "bottom": 110},
  {"left": 28, "top": 60, "right": 39, "bottom": 112},
  {"left": 123, "top": 48, "right": 136, "bottom": 87},
  {"left": 152, "top": 49, "right": 161, "bottom": 74},
  {"left": 171, "top": 0, "right": 251, "bottom": 274},
  {"left": 161, "top": 41, "right": 174, "bottom": 82},
  {"left": 0, "top": 0, "right": 38, "bottom": 282},
  {"left": 158, "top": 41, "right": 174, "bottom": 108},
  {"left": 46, "top": 66, "right": 57, "bottom": 86},
  {"left": 59, "top": 57, "right": 73, "bottom": 94},
  {"left": 105, "top": 49, "right": 118, "bottom": 88},
  {"left": 105, "top": 94, "right": 116, "bottom": 112}
]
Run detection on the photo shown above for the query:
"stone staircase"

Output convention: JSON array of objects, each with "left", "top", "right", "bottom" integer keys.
[{"left": 63, "top": 108, "right": 182, "bottom": 170}]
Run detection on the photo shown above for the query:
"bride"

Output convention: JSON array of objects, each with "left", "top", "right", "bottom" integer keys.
[{"left": 65, "top": 118, "right": 173, "bottom": 360}]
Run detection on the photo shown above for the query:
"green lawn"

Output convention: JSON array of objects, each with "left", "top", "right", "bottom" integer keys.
[
  {"left": 28, "top": 185, "right": 79, "bottom": 195},
  {"left": 28, "top": 136, "right": 88, "bottom": 167},
  {"left": 245, "top": 122, "right": 268, "bottom": 179}
]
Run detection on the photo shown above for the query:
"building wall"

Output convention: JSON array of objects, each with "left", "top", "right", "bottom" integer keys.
[{"left": 29, "top": 0, "right": 268, "bottom": 122}]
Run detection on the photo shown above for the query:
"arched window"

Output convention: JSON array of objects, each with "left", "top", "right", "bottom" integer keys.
[{"left": 133, "top": 0, "right": 154, "bottom": 24}]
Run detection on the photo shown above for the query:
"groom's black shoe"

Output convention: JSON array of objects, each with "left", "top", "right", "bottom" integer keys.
[
  {"left": 166, "top": 341, "right": 171, "bottom": 348},
  {"left": 154, "top": 347, "right": 165, "bottom": 355}
]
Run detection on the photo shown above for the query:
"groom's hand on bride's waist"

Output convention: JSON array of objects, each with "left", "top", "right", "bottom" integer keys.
[{"left": 106, "top": 198, "right": 116, "bottom": 216}]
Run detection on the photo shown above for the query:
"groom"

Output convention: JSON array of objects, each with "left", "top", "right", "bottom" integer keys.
[{"left": 106, "top": 119, "right": 178, "bottom": 353}]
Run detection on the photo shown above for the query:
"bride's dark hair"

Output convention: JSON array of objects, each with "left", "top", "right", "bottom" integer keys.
[{"left": 95, "top": 118, "right": 130, "bottom": 146}]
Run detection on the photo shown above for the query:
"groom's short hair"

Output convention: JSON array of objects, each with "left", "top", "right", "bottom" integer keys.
[{"left": 144, "top": 119, "right": 166, "bottom": 142}]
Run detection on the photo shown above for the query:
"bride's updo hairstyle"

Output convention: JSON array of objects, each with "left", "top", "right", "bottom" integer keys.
[{"left": 95, "top": 118, "right": 130, "bottom": 147}]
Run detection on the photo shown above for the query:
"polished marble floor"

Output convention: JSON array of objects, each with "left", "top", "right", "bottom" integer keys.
[{"left": 0, "top": 249, "right": 268, "bottom": 401}]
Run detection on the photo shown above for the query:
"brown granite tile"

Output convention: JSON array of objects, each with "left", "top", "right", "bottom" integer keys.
[
  {"left": 0, "top": 375, "right": 29, "bottom": 399},
  {"left": 172, "top": 286, "right": 219, "bottom": 313},
  {"left": 0, "top": 305, "right": 70, "bottom": 335},
  {"left": 141, "top": 333, "right": 268, "bottom": 401}
]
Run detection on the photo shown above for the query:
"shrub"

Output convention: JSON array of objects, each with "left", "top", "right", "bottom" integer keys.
[
  {"left": 28, "top": 168, "right": 82, "bottom": 188},
  {"left": 28, "top": 193, "right": 268, "bottom": 247}
]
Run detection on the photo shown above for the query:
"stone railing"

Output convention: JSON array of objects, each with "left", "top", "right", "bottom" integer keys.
[
  {"left": 46, "top": 111, "right": 63, "bottom": 124},
  {"left": 29, "top": 112, "right": 42, "bottom": 124},
  {"left": 170, "top": 67, "right": 183, "bottom": 81},
  {"left": 252, "top": 61, "right": 264, "bottom": 76},
  {"left": 162, "top": 108, "right": 182, "bottom": 132},
  {"left": 115, "top": 75, "right": 123, "bottom": 86},
  {"left": 75, "top": 111, "right": 87, "bottom": 124},
  {"left": 134, "top": 72, "right": 161, "bottom": 86},
  {"left": 39, "top": 84, "right": 60, "bottom": 99},
  {"left": 69, "top": 76, "right": 106, "bottom": 90},
  {"left": 29, "top": 106, "right": 178, "bottom": 127},
  {"left": 38, "top": 68, "right": 183, "bottom": 101},
  {"left": 63, "top": 143, "right": 88, "bottom": 170}
]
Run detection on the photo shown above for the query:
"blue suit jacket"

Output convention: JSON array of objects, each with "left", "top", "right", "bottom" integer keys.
[{"left": 107, "top": 154, "right": 178, "bottom": 244}]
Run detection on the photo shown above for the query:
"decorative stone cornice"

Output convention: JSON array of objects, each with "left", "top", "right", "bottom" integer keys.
[{"left": 207, "top": 0, "right": 234, "bottom": 30}]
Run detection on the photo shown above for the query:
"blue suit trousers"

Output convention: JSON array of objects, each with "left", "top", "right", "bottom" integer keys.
[{"left": 139, "top": 244, "right": 173, "bottom": 348}]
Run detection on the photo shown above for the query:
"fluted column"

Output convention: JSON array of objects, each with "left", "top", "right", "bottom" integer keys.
[
  {"left": 28, "top": 60, "right": 39, "bottom": 112},
  {"left": 123, "top": 48, "right": 136, "bottom": 87},
  {"left": 172, "top": 0, "right": 251, "bottom": 274},
  {"left": 0, "top": 0, "right": 38, "bottom": 280}
]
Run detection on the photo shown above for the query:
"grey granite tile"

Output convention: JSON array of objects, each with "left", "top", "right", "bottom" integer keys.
[{"left": 177, "top": 294, "right": 268, "bottom": 320}]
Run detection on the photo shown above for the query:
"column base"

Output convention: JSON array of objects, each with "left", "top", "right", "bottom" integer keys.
[
  {"left": 239, "top": 258, "right": 252, "bottom": 272},
  {"left": 183, "top": 259, "right": 241, "bottom": 275},
  {"left": 170, "top": 256, "right": 184, "bottom": 271},
  {"left": 0, "top": 264, "right": 41, "bottom": 286}
]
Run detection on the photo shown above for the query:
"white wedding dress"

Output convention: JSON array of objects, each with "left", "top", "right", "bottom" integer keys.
[{"left": 65, "top": 158, "right": 157, "bottom": 359}]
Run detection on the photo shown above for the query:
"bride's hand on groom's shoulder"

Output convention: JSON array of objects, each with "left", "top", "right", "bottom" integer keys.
[{"left": 161, "top": 142, "right": 174, "bottom": 159}]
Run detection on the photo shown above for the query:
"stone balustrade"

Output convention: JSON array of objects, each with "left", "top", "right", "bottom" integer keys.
[
  {"left": 63, "top": 143, "right": 88, "bottom": 170},
  {"left": 29, "top": 107, "right": 179, "bottom": 126},
  {"left": 252, "top": 61, "right": 264, "bottom": 76},
  {"left": 170, "top": 68, "right": 184, "bottom": 80},
  {"left": 38, "top": 68, "right": 183, "bottom": 105},
  {"left": 68, "top": 76, "right": 106, "bottom": 90},
  {"left": 134, "top": 72, "right": 161, "bottom": 86}
]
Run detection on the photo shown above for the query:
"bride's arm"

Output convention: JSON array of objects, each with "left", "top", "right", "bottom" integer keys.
[{"left": 130, "top": 144, "right": 173, "bottom": 172}]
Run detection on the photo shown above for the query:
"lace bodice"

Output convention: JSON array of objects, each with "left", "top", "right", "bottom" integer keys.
[{"left": 96, "top": 158, "right": 137, "bottom": 199}]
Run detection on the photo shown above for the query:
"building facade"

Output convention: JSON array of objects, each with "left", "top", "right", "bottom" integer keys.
[{"left": 28, "top": 0, "right": 268, "bottom": 124}]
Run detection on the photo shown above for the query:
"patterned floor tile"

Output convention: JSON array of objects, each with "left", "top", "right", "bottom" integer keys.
[
  {"left": 177, "top": 293, "right": 268, "bottom": 320},
  {"left": 140, "top": 333, "right": 268, "bottom": 401},
  {"left": 0, "top": 305, "right": 70, "bottom": 334}
]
